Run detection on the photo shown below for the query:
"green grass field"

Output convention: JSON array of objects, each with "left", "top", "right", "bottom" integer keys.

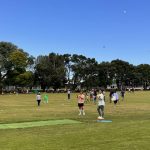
[{"left": 0, "top": 92, "right": 150, "bottom": 150}]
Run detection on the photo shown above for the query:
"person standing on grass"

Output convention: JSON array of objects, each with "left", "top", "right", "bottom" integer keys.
[
  {"left": 113, "top": 90, "right": 119, "bottom": 105},
  {"left": 44, "top": 94, "right": 49, "bottom": 103},
  {"left": 97, "top": 90, "right": 105, "bottom": 119},
  {"left": 67, "top": 89, "right": 71, "bottom": 100},
  {"left": 121, "top": 89, "right": 125, "bottom": 101},
  {"left": 36, "top": 92, "right": 41, "bottom": 106},
  {"left": 93, "top": 89, "right": 97, "bottom": 104},
  {"left": 77, "top": 91, "right": 85, "bottom": 115}
]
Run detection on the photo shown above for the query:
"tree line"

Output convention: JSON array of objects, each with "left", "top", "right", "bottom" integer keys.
[{"left": 1, "top": 41, "right": 150, "bottom": 93}]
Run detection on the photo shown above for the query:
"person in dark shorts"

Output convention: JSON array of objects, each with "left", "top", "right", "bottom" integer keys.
[
  {"left": 77, "top": 91, "right": 85, "bottom": 115},
  {"left": 36, "top": 92, "right": 41, "bottom": 106},
  {"left": 112, "top": 90, "right": 119, "bottom": 105},
  {"left": 67, "top": 89, "right": 71, "bottom": 100}
]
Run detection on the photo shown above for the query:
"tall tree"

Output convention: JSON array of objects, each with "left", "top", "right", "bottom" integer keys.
[
  {"left": 97, "top": 62, "right": 112, "bottom": 88},
  {"left": 71, "top": 54, "right": 98, "bottom": 89},
  {"left": 35, "top": 53, "right": 66, "bottom": 90},
  {"left": 0, "top": 42, "right": 34, "bottom": 93},
  {"left": 110, "top": 59, "right": 134, "bottom": 89},
  {"left": 136, "top": 64, "right": 150, "bottom": 89}
]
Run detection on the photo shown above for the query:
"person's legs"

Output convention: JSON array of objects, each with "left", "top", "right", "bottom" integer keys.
[
  {"left": 100, "top": 105, "right": 104, "bottom": 118},
  {"left": 78, "top": 108, "right": 81, "bottom": 115},
  {"left": 97, "top": 106, "right": 101, "bottom": 116},
  {"left": 68, "top": 94, "right": 70, "bottom": 99},
  {"left": 78, "top": 104, "right": 85, "bottom": 115},
  {"left": 82, "top": 106, "right": 85, "bottom": 115},
  {"left": 37, "top": 100, "right": 41, "bottom": 106},
  {"left": 97, "top": 106, "right": 104, "bottom": 119},
  {"left": 114, "top": 100, "right": 117, "bottom": 105},
  {"left": 78, "top": 104, "right": 82, "bottom": 115},
  {"left": 122, "top": 95, "right": 124, "bottom": 101}
]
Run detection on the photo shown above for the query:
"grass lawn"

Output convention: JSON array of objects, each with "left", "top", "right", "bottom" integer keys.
[{"left": 0, "top": 91, "right": 150, "bottom": 150}]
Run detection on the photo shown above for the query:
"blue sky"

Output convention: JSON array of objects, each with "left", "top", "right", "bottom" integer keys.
[{"left": 0, "top": 0, "right": 150, "bottom": 65}]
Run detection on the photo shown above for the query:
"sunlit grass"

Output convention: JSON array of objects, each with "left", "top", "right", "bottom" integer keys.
[{"left": 0, "top": 91, "right": 150, "bottom": 150}]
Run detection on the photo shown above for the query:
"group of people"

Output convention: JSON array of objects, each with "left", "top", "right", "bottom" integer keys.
[
  {"left": 36, "top": 89, "right": 125, "bottom": 120},
  {"left": 83, "top": 89, "right": 105, "bottom": 104},
  {"left": 77, "top": 90, "right": 105, "bottom": 119},
  {"left": 77, "top": 89, "right": 125, "bottom": 119},
  {"left": 109, "top": 89, "right": 125, "bottom": 104},
  {"left": 36, "top": 92, "right": 49, "bottom": 106}
]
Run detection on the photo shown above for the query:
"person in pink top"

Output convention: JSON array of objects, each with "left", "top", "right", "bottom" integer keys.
[{"left": 77, "top": 91, "right": 85, "bottom": 115}]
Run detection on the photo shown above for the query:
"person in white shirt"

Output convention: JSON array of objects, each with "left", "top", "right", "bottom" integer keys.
[
  {"left": 97, "top": 90, "right": 105, "bottom": 119},
  {"left": 36, "top": 92, "right": 41, "bottom": 106},
  {"left": 67, "top": 89, "right": 71, "bottom": 100}
]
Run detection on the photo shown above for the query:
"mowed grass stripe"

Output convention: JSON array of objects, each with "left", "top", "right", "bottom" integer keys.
[{"left": 0, "top": 119, "right": 81, "bottom": 129}]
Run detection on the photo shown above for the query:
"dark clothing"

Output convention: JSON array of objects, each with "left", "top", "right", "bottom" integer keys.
[
  {"left": 121, "top": 91, "right": 125, "bottom": 97},
  {"left": 93, "top": 91, "right": 97, "bottom": 97},
  {"left": 68, "top": 94, "right": 70, "bottom": 99},
  {"left": 67, "top": 90, "right": 71, "bottom": 99},
  {"left": 109, "top": 90, "right": 114, "bottom": 103},
  {"left": 37, "top": 100, "right": 41, "bottom": 106},
  {"left": 78, "top": 103, "right": 84, "bottom": 107},
  {"left": 114, "top": 100, "right": 118, "bottom": 105}
]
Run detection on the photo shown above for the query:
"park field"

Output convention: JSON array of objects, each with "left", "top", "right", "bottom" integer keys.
[{"left": 0, "top": 91, "right": 150, "bottom": 150}]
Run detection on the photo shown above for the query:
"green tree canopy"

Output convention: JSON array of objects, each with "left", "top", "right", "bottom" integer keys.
[
  {"left": 0, "top": 42, "right": 34, "bottom": 93},
  {"left": 35, "top": 53, "right": 66, "bottom": 90}
]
